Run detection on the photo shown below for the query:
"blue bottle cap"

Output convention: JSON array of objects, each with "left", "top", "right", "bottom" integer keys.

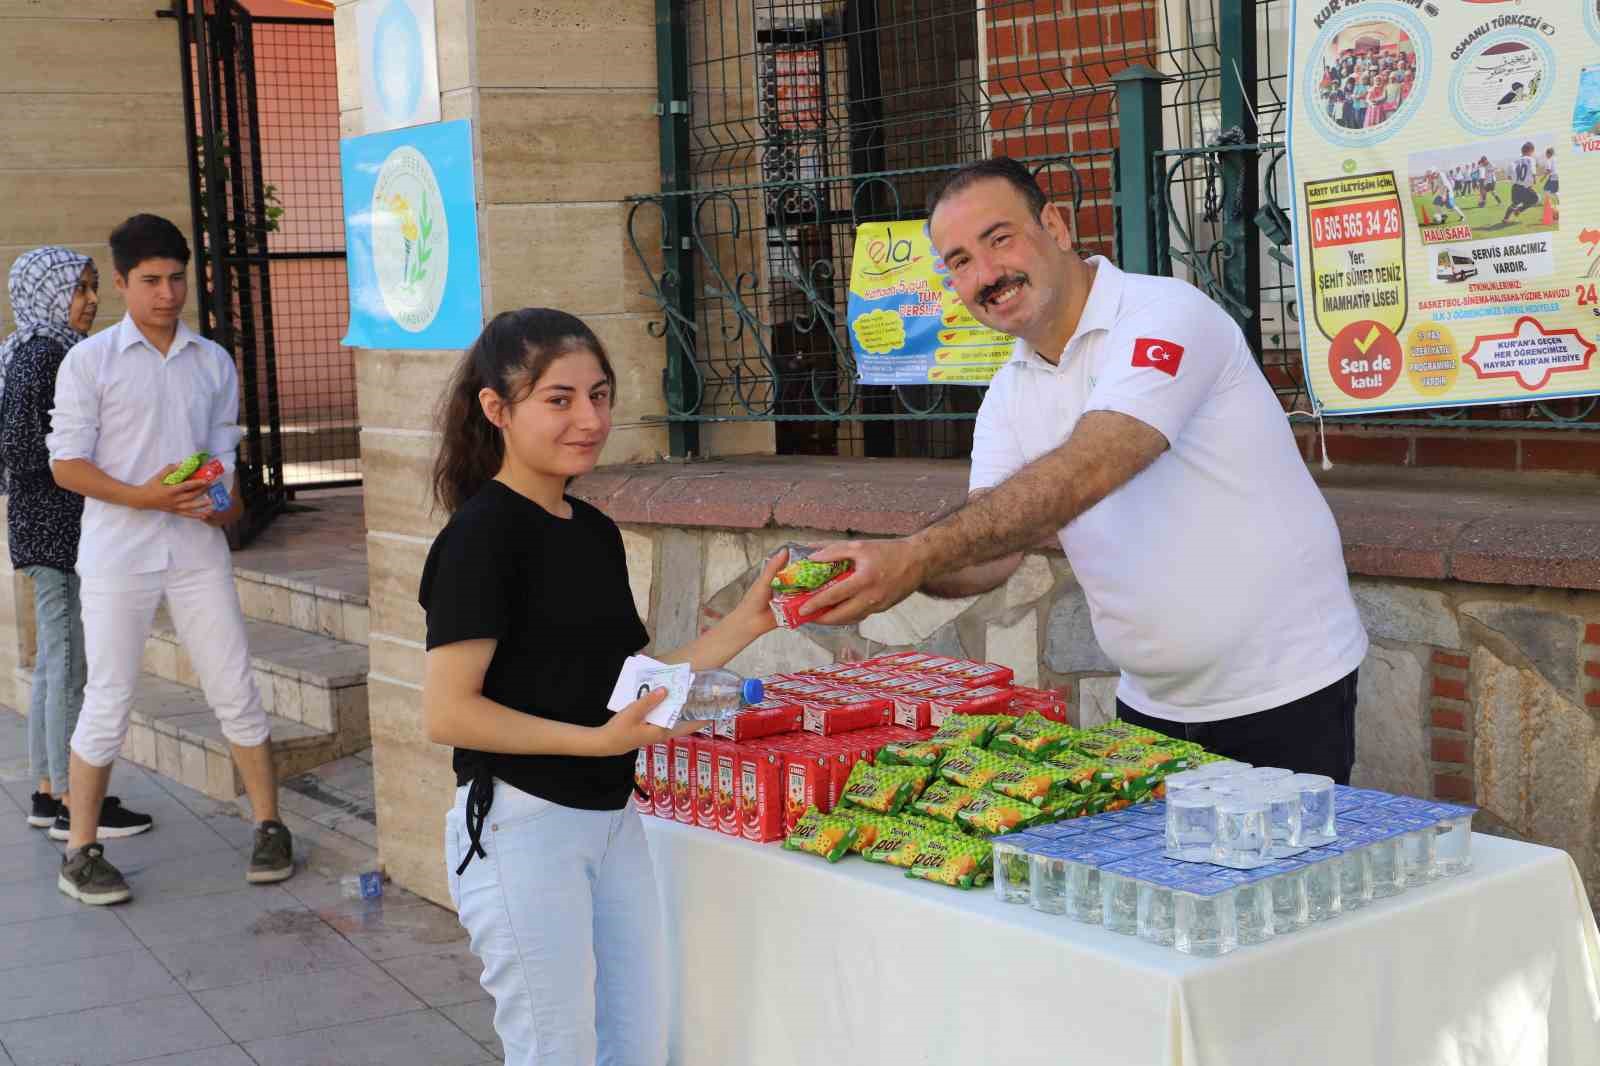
[{"left": 741, "top": 678, "right": 765, "bottom": 705}]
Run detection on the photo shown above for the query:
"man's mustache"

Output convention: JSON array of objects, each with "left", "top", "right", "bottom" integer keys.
[{"left": 978, "top": 274, "right": 1028, "bottom": 305}]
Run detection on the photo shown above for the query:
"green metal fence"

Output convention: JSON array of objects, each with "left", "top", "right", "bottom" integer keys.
[{"left": 632, "top": 0, "right": 1598, "bottom": 460}]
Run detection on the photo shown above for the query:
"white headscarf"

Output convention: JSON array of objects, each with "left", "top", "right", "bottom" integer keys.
[{"left": 1, "top": 246, "right": 94, "bottom": 492}]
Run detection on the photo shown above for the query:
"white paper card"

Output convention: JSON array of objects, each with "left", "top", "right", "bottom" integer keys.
[{"left": 608, "top": 655, "right": 692, "bottom": 728}]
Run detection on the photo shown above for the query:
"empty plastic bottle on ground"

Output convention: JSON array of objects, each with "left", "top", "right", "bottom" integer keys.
[{"left": 682, "top": 670, "right": 765, "bottom": 722}]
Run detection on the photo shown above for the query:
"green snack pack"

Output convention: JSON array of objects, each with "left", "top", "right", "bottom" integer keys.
[
  {"left": 955, "top": 791, "right": 1043, "bottom": 835},
  {"left": 1095, "top": 747, "right": 1184, "bottom": 797},
  {"left": 929, "top": 714, "right": 998, "bottom": 750},
  {"left": 162, "top": 451, "right": 209, "bottom": 485},
  {"left": 937, "top": 746, "right": 1024, "bottom": 790},
  {"left": 912, "top": 781, "right": 986, "bottom": 825},
  {"left": 771, "top": 558, "right": 850, "bottom": 592},
  {"left": 837, "top": 810, "right": 902, "bottom": 854},
  {"left": 988, "top": 760, "right": 1077, "bottom": 805},
  {"left": 990, "top": 712, "right": 1079, "bottom": 761},
  {"left": 876, "top": 740, "right": 946, "bottom": 768},
  {"left": 1039, "top": 791, "right": 1090, "bottom": 819},
  {"left": 1043, "top": 750, "right": 1106, "bottom": 794},
  {"left": 898, "top": 809, "right": 964, "bottom": 836},
  {"left": 783, "top": 807, "right": 857, "bottom": 862},
  {"left": 839, "top": 762, "right": 930, "bottom": 815},
  {"left": 905, "top": 834, "right": 993, "bottom": 889},
  {"left": 861, "top": 819, "right": 930, "bottom": 867}
]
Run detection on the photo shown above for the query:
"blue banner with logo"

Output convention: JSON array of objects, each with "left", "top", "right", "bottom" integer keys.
[{"left": 341, "top": 119, "right": 483, "bottom": 349}]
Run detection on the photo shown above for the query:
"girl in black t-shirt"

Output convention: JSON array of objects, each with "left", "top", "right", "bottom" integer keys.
[{"left": 420, "top": 308, "right": 786, "bottom": 1066}]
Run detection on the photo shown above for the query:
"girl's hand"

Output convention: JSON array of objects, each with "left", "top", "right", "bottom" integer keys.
[
  {"left": 593, "top": 688, "right": 710, "bottom": 755},
  {"left": 729, "top": 547, "right": 789, "bottom": 634}
]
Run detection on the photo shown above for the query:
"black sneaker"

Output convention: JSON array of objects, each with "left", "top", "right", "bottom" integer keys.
[
  {"left": 247, "top": 819, "right": 294, "bottom": 884},
  {"left": 28, "top": 792, "right": 61, "bottom": 829},
  {"left": 59, "top": 843, "right": 132, "bottom": 906},
  {"left": 48, "top": 797, "right": 155, "bottom": 842}
]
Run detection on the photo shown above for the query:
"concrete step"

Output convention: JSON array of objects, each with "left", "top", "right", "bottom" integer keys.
[
  {"left": 143, "top": 611, "right": 368, "bottom": 739},
  {"left": 13, "top": 670, "right": 360, "bottom": 801},
  {"left": 232, "top": 565, "right": 369, "bottom": 645}
]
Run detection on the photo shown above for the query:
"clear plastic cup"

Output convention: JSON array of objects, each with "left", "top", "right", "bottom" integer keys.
[
  {"left": 1066, "top": 860, "right": 1103, "bottom": 924},
  {"left": 1100, "top": 868, "right": 1140, "bottom": 935},
  {"left": 1432, "top": 813, "right": 1473, "bottom": 876},
  {"left": 1165, "top": 789, "right": 1218, "bottom": 862},
  {"left": 1029, "top": 850, "right": 1071, "bottom": 914},
  {"left": 1256, "top": 783, "right": 1305, "bottom": 856},
  {"left": 1304, "top": 855, "right": 1343, "bottom": 921},
  {"left": 1137, "top": 879, "right": 1177, "bottom": 946},
  {"left": 1174, "top": 880, "right": 1239, "bottom": 957},
  {"left": 1233, "top": 876, "right": 1276, "bottom": 946},
  {"left": 1368, "top": 834, "right": 1406, "bottom": 899},
  {"left": 1267, "top": 860, "right": 1310, "bottom": 933},
  {"left": 1400, "top": 823, "right": 1438, "bottom": 886},
  {"left": 1290, "top": 773, "right": 1337, "bottom": 846},
  {"left": 1162, "top": 767, "right": 1216, "bottom": 795},
  {"left": 992, "top": 837, "right": 1031, "bottom": 905},
  {"left": 1243, "top": 766, "right": 1294, "bottom": 786},
  {"left": 1336, "top": 843, "right": 1373, "bottom": 910},
  {"left": 1212, "top": 795, "right": 1272, "bottom": 868}
]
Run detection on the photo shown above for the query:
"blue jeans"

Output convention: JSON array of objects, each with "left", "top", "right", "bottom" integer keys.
[
  {"left": 445, "top": 781, "right": 668, "bottom": 1066},
  {"left": 24, "top": 566, "right": 85, "bottom": 794}
]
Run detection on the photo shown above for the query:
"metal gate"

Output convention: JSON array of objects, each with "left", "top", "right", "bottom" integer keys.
[{"left": 173, "top": 0, "right": 286, "bottom": 546}]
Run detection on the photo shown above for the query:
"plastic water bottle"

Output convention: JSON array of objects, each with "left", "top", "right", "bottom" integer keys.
[
  {"left": 340, "top": 870, "right": 383, "bottom": 901},
  {"left": 681, "top": 670, "right": 765, "bottom": 723}
]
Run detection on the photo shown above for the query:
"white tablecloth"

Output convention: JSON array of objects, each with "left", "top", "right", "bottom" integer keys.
[{"left": 643, "top": 819, "right": 1600, "bottom": 1066}]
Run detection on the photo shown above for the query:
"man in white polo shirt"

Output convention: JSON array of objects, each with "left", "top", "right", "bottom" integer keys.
[{"left": 810, "top": 158, "right": 1368, "bottom": 780}]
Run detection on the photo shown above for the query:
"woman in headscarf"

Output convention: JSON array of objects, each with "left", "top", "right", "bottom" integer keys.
[{"left": 0, "top": 248, "right": 153, "bottom": 839}]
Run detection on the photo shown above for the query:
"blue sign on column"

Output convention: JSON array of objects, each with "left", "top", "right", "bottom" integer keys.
[{"left": 340, "top": 118, "right": 483, "bottom": 349}]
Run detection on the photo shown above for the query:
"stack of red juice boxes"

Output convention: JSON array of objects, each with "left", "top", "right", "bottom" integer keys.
[{"left": 633, "top": 652, "right": 1069, "bottom": 843}]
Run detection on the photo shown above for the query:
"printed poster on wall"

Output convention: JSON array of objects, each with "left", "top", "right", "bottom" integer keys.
[
  {"left": 340, "top": 119, "right": 483, "bottom": 349},
  {"left": 357, "top": 0, "right": 441, "bottom": 134},
  {"left": 846, "top": 220, "right": 1014, "bottom": 385},
  {"left": 1288, "top": 0, "right": 1600, "bottom": 414}
]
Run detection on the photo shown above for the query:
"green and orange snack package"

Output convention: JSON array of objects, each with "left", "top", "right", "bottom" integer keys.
[
  {"left": 987, "top": 760, "right": 1077, "bottom": 806},
  {"left": 783, "top": 807, "right": 857, "bottom": 862},
  {"left": 937, "top": 746, "right": 1024, "bottom": 791},
  {"left": 954, "top": 791, "right": 1044, "bottom": 835},
  {"left": 912, "top": 781, "right": 986, "bottom": 825},
  {"left": 838, "top": 762, "right": 931, "bottom": 815},
  {"left": 861, "top": 820, "right": 930, "bottom": 867},
  {"left": 929, "top": 714, "right": 999, "bottom": 750},
  {"left": 875, "top": 740, "right": 945, "bottom": 768},
  {"left": 990, "top": 713, "right": 1079, "bottom": 761},
  {"left": 837, "top": 810, "right": 902, "bottom": 854},
  {"left": 161, "top": 452, "right": 209, "bottom": 485},
  {"left": 1043, "top": 750, "right": 1107, "bottom": 794},
  {"left": 905, "top": 834, "right": 993, "bottom": 889}
]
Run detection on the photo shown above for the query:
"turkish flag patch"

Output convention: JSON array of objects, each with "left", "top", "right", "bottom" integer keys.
[{"left": 1131, "top": 337, "right": 1184, "bottom": 377}]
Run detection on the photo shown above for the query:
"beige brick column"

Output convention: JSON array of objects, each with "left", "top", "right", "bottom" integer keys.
[
  {"left": 1, "top": 0, "right": 192, "bottom": 711},
  {"left": 346, "top": 0, "right": 673, "bottom": 904}
]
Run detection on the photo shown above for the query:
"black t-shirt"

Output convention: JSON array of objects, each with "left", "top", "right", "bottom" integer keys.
[{"left": 418, "top": 480, "right": 649, "bottom": 810}]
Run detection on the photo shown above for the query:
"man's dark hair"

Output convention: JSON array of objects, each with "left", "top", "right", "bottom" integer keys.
[
  {"left": 109, "top": 214, "right": 191, "bottom": 278},
  {"left": 927, "top": 157, "right": 1048, "bottom": 221}
]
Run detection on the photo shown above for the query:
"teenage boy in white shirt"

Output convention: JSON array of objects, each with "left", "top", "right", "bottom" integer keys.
[
  {"left": 48, "top": 214, "right": 293, "bottom": 904},
  {"left": 807, "top": 159, "right": 1368, "bottom": 780}
]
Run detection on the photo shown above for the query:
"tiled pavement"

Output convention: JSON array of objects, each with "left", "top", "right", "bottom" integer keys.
[{"left": 0, "top": 711, "right": 499, "bottom": 1066}]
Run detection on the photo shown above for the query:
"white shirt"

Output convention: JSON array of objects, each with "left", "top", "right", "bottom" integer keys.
[
  {"left": 48, "top": 315, "right": 242, "bottom": 578},
  {"left": 970, "top": 258, "right": 1368, "bottom": 722}
]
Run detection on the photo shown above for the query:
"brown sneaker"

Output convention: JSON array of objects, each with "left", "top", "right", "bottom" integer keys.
[
  {"left": 247, "top": 820, "right": 294, "bottom": 884},
  {"left": 59, "top": 843, "right": 132, "bottom": 905}
]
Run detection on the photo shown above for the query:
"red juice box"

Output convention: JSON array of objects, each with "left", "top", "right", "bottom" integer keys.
[
  {"left": 633, "top": 748, "right": 652, "bottom": 814},
  {"left": 862, "top": 652, "right": 933, "bottom": 670},
  {"left": 714, "top": 699, "right": 802, "bottom": 742},
  {"left": 737, "top": 748, "right": 784, "bottom": 842},
  {"left": 714, "top": 743, "right": 740, "bottom": 836},
  {"left": 651, "top": 741, "right": 674, "bottom": 819},
  {"left": 671, "top": 738, "right": 695, "bottom": 824},
  {"left": 946, "top": 662, "right": 1016, "bottom": 688},
  {"left": 948, "top": 685, "right": 1017, "bottom": 717},
  {"left": 693, "top": 742, "right": 717, "bottom": 829},
  {"left": 770, "top": 567, "right": 853, "bottom": 629},
  {"left": 801, "top": 694, "right": 892, "bottom": 736},
  {"left": 783, "top": 751, "right": 833, "bottom": 829},
  {"left": 801, "top": 663, "right": 853, "bottom": 678}
]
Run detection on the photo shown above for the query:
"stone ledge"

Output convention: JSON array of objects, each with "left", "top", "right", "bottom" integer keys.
[{"left": 572, "top": 456, "right": 1600, "bottom": 592}]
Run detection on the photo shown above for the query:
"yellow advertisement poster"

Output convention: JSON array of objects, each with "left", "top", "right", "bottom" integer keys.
[
  {"left": 1289, "top": 1, "right": 1600, "bottom": 413},
  {"left": 846, "top": 220, "right": 1014, "bottom": 385}
]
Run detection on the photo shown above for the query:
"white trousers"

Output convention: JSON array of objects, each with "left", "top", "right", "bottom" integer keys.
[{"left": 71, "top": 564, "right": 269, "bottom": 766}]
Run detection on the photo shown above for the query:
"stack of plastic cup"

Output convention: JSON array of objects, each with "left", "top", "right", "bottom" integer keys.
[
  {"left": 1165, "top": 788, "right": 1218, "bottom": 862},
  {"left": 1303, "top": 852, "right": 1343, "bottom": 921},
  {"left": 1065, "top": 855, "right": 1104, "bottom": 924},
  {"left": 1243, "top": 766, "right": 1294, "bottom": 787},
  {"left": 1232, "top": 869, "right": 1277, "bottom": 945},
  {"left": 1257, "top": 782, "right": 1306, "bottom": 857},
  {"left": 1173, "top": 876, "right": 1239, "bottom": 957},
  {"left": 1099, "top": 859, "right": 1144, "bottom": 935},
  {"left": 1137, "top": 867, "right": 1182, "bottom": 946},
  {"left": 991, "top": 836, "right": 1032, "bottom": 905},
  {"left": 1395, "top": 814, "right": 1439, "bottom": 886},
  {"left": 1265, "top": 857, "right": 1310, "bottom": 933},
  {"left": 1366, "top": 826, "right": 1407, "bottom": 899},
  {"left": 1331, "top": 839, "right": 1373, "bottom": 911},
  {"left": 1028, "top": 843, "right": 1075, "bottom": 914},
  {"left": 1212, "top": 794, "right": 1273, "bottom": 869},
  {"left": 1291, "top": 773, "right": 1337, "bottom": 846},
  {"left": 1426, "top": 803, "right": 1475, "bottom": 876}
]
